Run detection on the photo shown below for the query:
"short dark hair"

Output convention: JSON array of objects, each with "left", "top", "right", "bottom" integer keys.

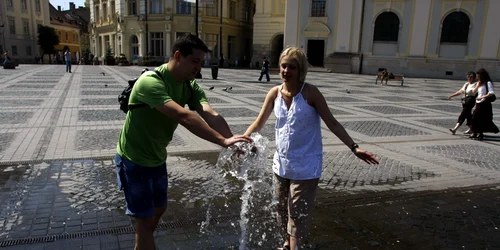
[
  {"left": 171, "top": 34, "right": 209, "bottom": 58},
  {"left": 467, "top": 71, "right": 476, "bottom": 78}
]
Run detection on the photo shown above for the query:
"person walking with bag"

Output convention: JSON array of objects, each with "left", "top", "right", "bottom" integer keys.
[
  {"left": 448, "top": 71, "right": 477, "bottom": 134},
  {"left": 470, "top": 68, "right": 499, "bottom": 140},
  {"left": 245, "top": 47, "right": 379, "bottom": 250}
]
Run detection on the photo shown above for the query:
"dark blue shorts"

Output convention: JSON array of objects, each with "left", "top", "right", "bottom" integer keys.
[{"left": 115, "top": 153, "right": 168, "bottom": 218}]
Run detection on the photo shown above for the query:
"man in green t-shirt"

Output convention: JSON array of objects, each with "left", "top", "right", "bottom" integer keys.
[{"left": 115, "top": 34, "right": 251, "bottom": 250}]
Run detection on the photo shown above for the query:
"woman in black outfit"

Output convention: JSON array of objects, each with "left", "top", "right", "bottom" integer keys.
[
  {"left": 448, "top": 71, "right": 477, "bottom": 134},
  {"left": 470, "top": 68, "right": 499, "bottom": 140}
]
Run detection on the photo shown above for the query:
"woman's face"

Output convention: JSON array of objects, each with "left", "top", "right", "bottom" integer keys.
[
  {"left": 477, "top": 74, "right": 483, "bottom": 82},
  {"left": 467, "top": 74, "right": 475, "bottom": 82},
  {"left": 280, "top": 56, "right": 299, "bottom": 83}
]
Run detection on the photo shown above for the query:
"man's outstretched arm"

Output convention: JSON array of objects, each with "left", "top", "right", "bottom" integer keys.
[
  {"left": 195, "top": 103, "right": 233, "bottom": 138},
  {"left": 156, "top": 101, "right": 248, "bottom": 147}
]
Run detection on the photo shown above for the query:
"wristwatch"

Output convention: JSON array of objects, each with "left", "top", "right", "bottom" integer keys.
[{"left": 350, "top": 143, "right": 359, "bottom": 152}]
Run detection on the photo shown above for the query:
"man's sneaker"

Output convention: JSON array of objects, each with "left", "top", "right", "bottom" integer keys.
[{"left": 464, "top": 130, "right": 471, "bottom": 134}]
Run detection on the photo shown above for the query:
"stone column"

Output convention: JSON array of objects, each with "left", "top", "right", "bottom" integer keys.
[
  {"left": 335, "top": 0, "right": 354, "bottom": 52},
  {"left": 165, "top": 32, "right": 171, "bottom": 59},
  {"left": 140, "top": 31, "right": 146, "bottom": 56},
  {"left": 408, "top": 0, "right": 431, "bottom": 56},
  {"left": 284, "top": 0, "right": 299, "bottom": 48},
  {"left": 479, "top": 0, "right": 500, "bottom": 59}
]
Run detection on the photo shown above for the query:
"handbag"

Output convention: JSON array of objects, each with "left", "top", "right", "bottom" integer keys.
[
  {"left": 484, "top": 83, "right": 497, "bottom": 102},
  {"left": 461, "top": 83, "right": 477, "bottom": 106}
]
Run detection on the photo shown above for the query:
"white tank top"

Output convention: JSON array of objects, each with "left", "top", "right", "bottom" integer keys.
[{"left": 272, "top": 83, "right": 323, "bottom": 180}]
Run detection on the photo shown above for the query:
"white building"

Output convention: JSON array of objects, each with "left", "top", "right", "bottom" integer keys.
[
  {"left": 253, "top": 0, "right": 500, "bottom": 79},
  {"left": 88, "top": 0, "right": 254, "bottom": 66}
]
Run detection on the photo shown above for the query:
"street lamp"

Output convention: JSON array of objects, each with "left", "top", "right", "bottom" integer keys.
[{"left": 194, "top": 0, "right": 202, "bottom": 79}]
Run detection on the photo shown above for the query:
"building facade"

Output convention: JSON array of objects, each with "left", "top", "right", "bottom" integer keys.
[
  {"left": 50, "top": 4, "right": 83, "bottom": 58},
  {"left": 0, "top": 0, "right": 51, "bottom": 63},
  {"left": 254, "top": 0, "right": 500, "bottom": 79},
  {"left": 89, "top": 0, "right": 254, "bottom": 66}
]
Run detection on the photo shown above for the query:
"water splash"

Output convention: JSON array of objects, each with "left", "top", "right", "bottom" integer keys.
[{"left": 216, "top": 133, "right": 279, "bottom": 249}]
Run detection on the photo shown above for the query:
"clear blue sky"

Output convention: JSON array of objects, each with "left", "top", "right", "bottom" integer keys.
[{"left": 49, "top": 0, "right": 86, "bottom": 10}]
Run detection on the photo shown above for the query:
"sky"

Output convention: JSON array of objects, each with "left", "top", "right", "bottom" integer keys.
[{"left": 49, "top": 0, "right": 86, "bottom": 10}]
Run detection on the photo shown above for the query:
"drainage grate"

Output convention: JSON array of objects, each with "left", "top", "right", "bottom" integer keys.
[
  {"left": 0, "top": 156, "right": 115, "bottom": 166},
  {"left": 0, "top": 214, "right": 240, "bottom": 247}
]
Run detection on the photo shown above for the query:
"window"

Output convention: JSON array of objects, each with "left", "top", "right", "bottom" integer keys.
[
  {"left": 27, "top": 46, "right": 32, "bottom": 56},
  {"left": 373, "top": 12, "right": 400, "bottom": 42},
  {"left": 205, "top": 1, "right": 218, "bottom": 17},
  {"left": 440, "top": 12, "right": 470, "bottom": 44},
  {"left": 149, "top": 0, "right": 163, "bottom": 14},
  {"left": 95, "top": 7, "right": 100, "bottom": 22},
  {"left": 0, "top": 45, "right": 3, "bottom": 55},
  {"left": 111, "top": 1, "right": 116, "bottom": 18},
  {"left": 21, "top": 0, "right": 27, "bottom": 11},
  {"left": 229, "top": 0, "right": 236, "bottom": 19},
  {"left": 11, "top": 46, "right": 18, "bottom": 56},
  {"left": 128, "top": 0, "right": 137, "bottom": 15},
  {"left": 6, "top": 0, "right": 13, "bottom": 9},
  {"left": 76, "top": 34, "right": 79, "bottom": 42},
  {"left": 103, "top": 4, "right": 107, "bottom": 20},
  {"left": 311, "top": 0, "right": 326, "bottom": 17},
  {"left": 65, "top": 32, "right": 69, "bottom": 41},
  {"left": 58, "top": 31, "right": 62, "bottom": 40},
  {"left": 8, "top": 18, "right": 15, "bottom": 35},
  {"left": 150, "top": 32, "right": 164, "bottom": 56},
  {"left": 227, "top": 36, "right": 235, "bottom": 59},
  {"left": 23, "top": 20, "right": 29, "bottom": 35},
  {"left": 35, "top": 0, "right": 41, "bottom": 12},
  {"left": 130, "top": 35, "right": 139, "bottom": 56},
  {"left": 176, "top": 0, "right": 191, "bottom": 14}
]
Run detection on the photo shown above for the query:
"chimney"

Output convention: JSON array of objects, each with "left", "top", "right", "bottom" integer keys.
[
  {"left": 57, "top": 5, "right": 61, "bottom": 11},
  {"left": 69, "top": 2, "right": 75, "bottom": 10}
]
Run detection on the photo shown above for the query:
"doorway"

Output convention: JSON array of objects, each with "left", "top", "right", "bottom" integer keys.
[
  {"left": 271, "top": 34, "right": 284, "bottom": 68},
  {"left": 307, "top": 40, "right": 325, "bottom": 67}
]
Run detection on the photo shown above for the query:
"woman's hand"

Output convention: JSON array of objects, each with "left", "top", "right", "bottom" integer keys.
[{"left": 353, "top": 148, "right": 379, "bottom": 164}]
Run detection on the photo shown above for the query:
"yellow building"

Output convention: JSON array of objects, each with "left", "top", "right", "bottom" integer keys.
[
  {"left": 89, "top": 0, "right": 255, "bottom": 66},
  {"left": 0, "top": 0, "right": 51, "bottom": 63},
  {"left": 49, "top": 4, "right": 82, "bottom": 57}
]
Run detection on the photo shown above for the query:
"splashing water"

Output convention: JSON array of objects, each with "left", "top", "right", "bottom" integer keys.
[{"left": 216, "top": 133, "right": 280, "bottom": 249}]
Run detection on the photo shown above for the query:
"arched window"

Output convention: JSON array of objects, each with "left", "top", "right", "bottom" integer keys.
[
  {"left": 130, "top": 35, "right": 139, "bottom": 56},
  {"left": 373, "top": 12, "right": 400, "bottom": 42},
  {"left": 440, "top": 12, "right": 470, "bottom": 43}
]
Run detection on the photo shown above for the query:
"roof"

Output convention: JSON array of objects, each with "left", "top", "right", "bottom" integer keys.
[{"left": 49, "top": 4, "right": 81, "bottom": 29}]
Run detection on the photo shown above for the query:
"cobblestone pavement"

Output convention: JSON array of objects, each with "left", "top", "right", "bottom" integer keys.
[{"left": 0, "top": 65, "right": 500, "bottom": 249}]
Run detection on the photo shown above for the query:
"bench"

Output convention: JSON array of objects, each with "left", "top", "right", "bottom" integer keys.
[
  {"left": 375, "top": 73, "right": 404, "bottom": 86},
  {"left": 2, "top": 62, "right": 19, "bottom": 69}
]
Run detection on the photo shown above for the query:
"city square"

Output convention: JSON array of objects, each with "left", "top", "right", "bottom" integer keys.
[{"left": 0, "top": 65, "right": 499, "bottom": 249}]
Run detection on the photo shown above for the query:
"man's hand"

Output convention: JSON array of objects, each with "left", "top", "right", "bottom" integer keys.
[
  {"left": 353, "top": 148, "right": 379, "bottom": 164},
  {"left": 221, "top": 135, "right": 253, "bottom": 148}
]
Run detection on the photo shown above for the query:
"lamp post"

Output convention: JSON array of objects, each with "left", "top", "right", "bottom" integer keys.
[{"left": 194, "top": 0, "right": 202, "bottom": 79}]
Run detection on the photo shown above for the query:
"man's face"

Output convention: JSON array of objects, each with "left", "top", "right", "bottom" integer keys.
[{"left": 176, "top": 48, "right": 205, "bottom": 80}]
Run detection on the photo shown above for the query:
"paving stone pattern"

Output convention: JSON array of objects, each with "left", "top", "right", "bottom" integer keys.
[
  {"left": 342, "top": 121, "right": 431, "bottom": 137},
  {"left": 0, "top": 65, "right": 500, "bottom": 249}
]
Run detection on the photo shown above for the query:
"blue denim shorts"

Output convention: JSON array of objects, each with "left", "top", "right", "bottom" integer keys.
[{"left": 115, "top": 153, "right": 168, "bottom": 218}]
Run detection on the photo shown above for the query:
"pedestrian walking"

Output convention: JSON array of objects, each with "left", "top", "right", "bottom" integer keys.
[
  {"left": 470, "top": 68, "right": 499, "bottom": 140},
  {"left": 258, "top": 56, "right": 270, "bottom": 82},
  {"left": 448, "top": 71, "right": 477, "bottom": 134},
  {"left": 64, "top": 47, "right": 72, "bottom": 73},
  {"left": 115, "top": 34, "right": 252, "bottom": 250},
  {"left": 244, "top": 47, "right": 379, "bottom": 250}
]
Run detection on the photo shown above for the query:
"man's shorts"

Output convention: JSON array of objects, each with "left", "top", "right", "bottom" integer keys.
[{"left": 115, "top": 153, "right": 168, "bottom": 218}]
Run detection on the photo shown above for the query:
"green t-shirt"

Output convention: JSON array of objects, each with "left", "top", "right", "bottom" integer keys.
[{"left": 116, "top": 64, "right": 208, "bottom": 167}]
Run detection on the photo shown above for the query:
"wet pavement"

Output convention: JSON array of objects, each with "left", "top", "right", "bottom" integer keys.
[{"left": 0, "top": 65, "right": 500, "bottom": 249}]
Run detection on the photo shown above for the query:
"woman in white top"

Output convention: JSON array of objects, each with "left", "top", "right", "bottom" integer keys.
[
  {"left": 244, "top": 47, "right": 379, "bottom": 250},
  {"left": 470, "top": 68, "right": 498, "bottom": 140},
  {"left": 448, "top": 71, "right": 477, "bottom": 134}
]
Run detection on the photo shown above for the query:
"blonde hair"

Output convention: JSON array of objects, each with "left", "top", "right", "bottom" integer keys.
[{"left": 279, "top": 47, "right": 308, "bottom": 82}]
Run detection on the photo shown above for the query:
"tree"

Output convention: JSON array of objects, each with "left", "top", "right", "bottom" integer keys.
[{"left": 37, "top": 25, "right": 59, "bottom": 64}]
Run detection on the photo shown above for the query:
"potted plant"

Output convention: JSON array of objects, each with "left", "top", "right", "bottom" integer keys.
[{"left": 104, "top": 47, "right": 115, "bottom": 65}]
